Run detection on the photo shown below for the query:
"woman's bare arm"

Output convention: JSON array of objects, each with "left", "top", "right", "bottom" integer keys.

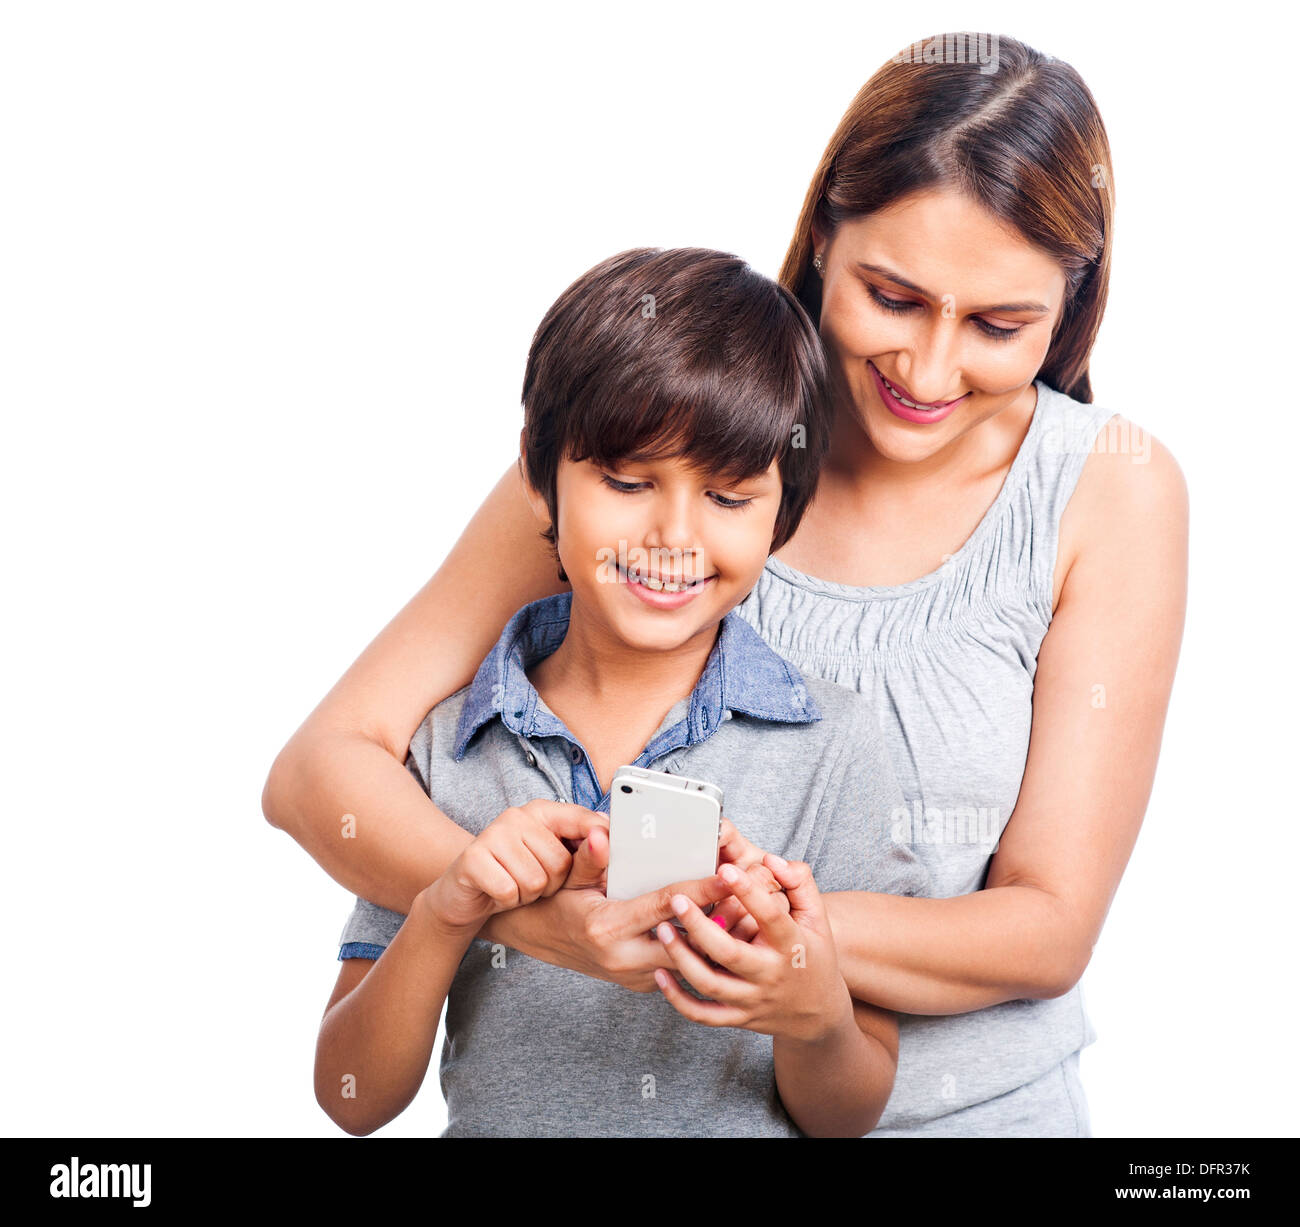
[
  {"left": 262, "top": 459, "right": 569, "bottom": 913},
  {"left": 824, "top": 426, "right": 1189, "bottom": 1014}
]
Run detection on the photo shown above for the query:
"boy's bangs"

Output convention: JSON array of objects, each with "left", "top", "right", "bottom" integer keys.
[{"left": 565, "top": 368, "right": 793, "bottom": 485}]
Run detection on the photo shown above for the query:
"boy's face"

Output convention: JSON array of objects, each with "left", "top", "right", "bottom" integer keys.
[{"left": 532, "top": 451, "right": 782, "bottom": 654}]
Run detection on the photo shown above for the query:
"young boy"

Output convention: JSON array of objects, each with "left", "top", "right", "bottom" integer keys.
[{"left": 314, "top": 247, "right": 929, "bottom": 1138}]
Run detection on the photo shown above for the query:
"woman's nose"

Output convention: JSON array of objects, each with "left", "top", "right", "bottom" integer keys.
[{"left": 896, "top": 323, "right": 964, "bottom": 403}]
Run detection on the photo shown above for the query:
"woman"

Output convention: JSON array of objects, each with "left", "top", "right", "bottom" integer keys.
[{"left": 264, "top": 35, "right": 1188, "bottom": 1136}]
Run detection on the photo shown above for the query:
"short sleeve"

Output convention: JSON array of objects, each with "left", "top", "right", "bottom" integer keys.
[
  {"left": 338, "top": 896, "right": 407, "bottom": 961},
  {"left": 404, "top": 709, "right": 435, "bottom": 794},
  {"left": 806, "top": 699, "right": 931, "bottom": 900}
]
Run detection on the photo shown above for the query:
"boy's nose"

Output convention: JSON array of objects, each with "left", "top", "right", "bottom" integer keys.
[{"left": 642, "top": 497, "right": 697, "bottom": 553}]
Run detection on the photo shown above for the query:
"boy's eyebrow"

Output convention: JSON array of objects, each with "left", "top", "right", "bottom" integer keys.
[{"left": 855, "top": 262, "right": 1051, "bottom": 314}]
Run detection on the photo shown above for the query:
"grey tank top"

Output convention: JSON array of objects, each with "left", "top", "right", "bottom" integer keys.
[{"left": 735, "top": 380, "right": 1118, "bottom": 1134}]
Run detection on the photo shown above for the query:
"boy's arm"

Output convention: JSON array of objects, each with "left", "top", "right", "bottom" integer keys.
[
  {"left": 773, "top": 996, "right": 898, "bottom": 1137},
  {"left": 774, "top": 698, "right": 922, "bottom": 1136},
  {"left": 315, "top": 895, "right": 479, "bottom": 1137},
  {"left": 315, "top": 800, "right": 604, "bottom": 1135}
]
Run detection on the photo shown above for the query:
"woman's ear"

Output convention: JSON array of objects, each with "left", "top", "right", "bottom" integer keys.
[{"left": 810, "top": 223, "right": 824, "bottom": 264}]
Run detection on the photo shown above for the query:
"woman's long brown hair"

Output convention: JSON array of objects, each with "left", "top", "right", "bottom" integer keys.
[{"left": 780, "top": 33, "right": 1113, "bottom": 403}]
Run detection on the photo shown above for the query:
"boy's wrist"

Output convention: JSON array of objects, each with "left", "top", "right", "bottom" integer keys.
[
  {"left": 775, "top": 987, "right": 857, "bottom": 1048},
  {"left": 413, "top": 883, "right": 489, "bottom": 944}
]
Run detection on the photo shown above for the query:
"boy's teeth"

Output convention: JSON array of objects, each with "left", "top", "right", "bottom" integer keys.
[{"left": 629, "top": 571, "right": 697, "bottom": 593}]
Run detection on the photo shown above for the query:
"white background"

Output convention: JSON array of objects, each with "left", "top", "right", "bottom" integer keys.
[{"left": 3, "top": 0, "right": 1296, "bottom": 1138}]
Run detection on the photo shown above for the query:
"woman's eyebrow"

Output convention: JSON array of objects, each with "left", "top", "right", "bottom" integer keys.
[{"left": 855, "top": 262, "right": 1051, "bottom": 314}]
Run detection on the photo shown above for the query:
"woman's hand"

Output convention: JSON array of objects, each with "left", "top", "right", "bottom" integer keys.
[
  {"left": 480, "top": 824, "right": 738, "bottom": 992},
  {"left": 651, "top": 855, "right": 853, "bottom": 1043}
]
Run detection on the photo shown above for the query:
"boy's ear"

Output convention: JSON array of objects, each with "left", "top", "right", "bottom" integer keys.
[{"left": 517, "top": 430, "right": 551, "bottom": 528}]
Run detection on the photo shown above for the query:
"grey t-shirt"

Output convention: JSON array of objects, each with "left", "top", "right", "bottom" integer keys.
[{"left": 338, "top": 595, "right": 929, "bottom": 1138}]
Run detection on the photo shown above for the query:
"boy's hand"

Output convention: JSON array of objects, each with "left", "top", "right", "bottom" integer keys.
[
  {"left": 651, "top": 855, "right": 852, "bottom": 1044},
  {"left": 479, "top": 822, "right": 739, "bottom": 991},
  {"left": 709, "top": 818, "right": 790, "bottom": 940},
  {"left": 717, "top": 816, "right": 767, "bottom": 871},
  {"left": 419, "top": 800, "right": 607, "bottom": 933}
]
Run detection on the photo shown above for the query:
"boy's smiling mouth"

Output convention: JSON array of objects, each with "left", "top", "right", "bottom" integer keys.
[{"left": 616, "top": 560, "right": 717, "bottom": 606}]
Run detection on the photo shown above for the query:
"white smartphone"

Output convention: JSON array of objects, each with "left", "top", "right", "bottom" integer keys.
[{"left": 607, "top": 764, "right": 723, "bottom": 901}]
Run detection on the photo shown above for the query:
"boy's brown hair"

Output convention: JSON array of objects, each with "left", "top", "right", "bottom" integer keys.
[{"left": 520, "top": 247, "right": 833, "bottom": 580}]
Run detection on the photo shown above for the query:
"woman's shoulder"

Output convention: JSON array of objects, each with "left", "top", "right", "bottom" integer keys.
[{"left": 1055, "top": 407, "right": 1189, "bottom": 608}]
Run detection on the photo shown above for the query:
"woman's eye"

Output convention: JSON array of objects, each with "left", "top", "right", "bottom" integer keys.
[
  {"left": 973, "top": 318, "right": 1025, "bottom": 341},
  {"left": 870, "top": 283, "right": 1026, "bottom": 342},
  {"left": 868, "top": 285, "right": 918, "bottom": 314}
]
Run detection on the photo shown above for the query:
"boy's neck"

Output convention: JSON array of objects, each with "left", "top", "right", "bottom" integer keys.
[{"left": 525, "top": 596, "right": 723, "bottom": 782}]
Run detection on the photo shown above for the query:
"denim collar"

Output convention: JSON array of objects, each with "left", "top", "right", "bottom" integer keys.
[{"left": 453, "top": 590, "right": 821, "bottom": 762}]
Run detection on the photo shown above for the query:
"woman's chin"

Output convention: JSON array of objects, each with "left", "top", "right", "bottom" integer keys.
[{"left": 863, "top": 405, "right": 961, "bottom": 463}]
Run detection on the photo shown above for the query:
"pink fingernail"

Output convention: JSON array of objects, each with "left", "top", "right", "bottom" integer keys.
[{"left": 712, "top": 915, "right": 728, "bottom": 928}]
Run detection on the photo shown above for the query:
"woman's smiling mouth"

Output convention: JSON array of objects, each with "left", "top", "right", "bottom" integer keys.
[{"left": 869, "top": 361, "right": 968, "bottom": 424}]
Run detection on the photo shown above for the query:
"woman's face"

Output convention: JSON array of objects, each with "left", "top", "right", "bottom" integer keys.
[{"left": 813, "top": 187, "right": 1068, "bottom": 464}]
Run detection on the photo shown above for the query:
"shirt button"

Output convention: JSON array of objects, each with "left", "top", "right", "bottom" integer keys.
[
  {"left": 570, "top": 746, "right": 582, "bottom": 764},
  {"left": 525, "top": 750, "right": 537, "bottom": 767}
]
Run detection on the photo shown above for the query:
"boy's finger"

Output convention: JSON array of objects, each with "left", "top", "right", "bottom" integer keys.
[
  {"left": 563, "top": 826, "right": 609, "bottom": 890},
  {"left": 652, "top": 968, "right": 749, "bottom": 1029},
  {"left": 766, "top": 856, "right": 824, "bottom": 924},
  {"left": 530, "top": 800, "right": 609, "bottom": 842},
  {"left": 717, "top": 816, "right": 762, "bottom": 868},
  {"left": 666, "top": 893, "right": 766, "bottom": 979},
  {"left": 489, "top": 840, "right": 558, "bottom": 903},
  {"left": 518, "top": 826, "right": 576, "bottom": 887},
  {"left": 609, "top": 873, "right": 735, "bottom": 940},
  {"left": 716, "top": 864, "right": 797, "bottom": 946},
  {"left": 654, "top": 922, "right": 753, "bottom": 1006}
]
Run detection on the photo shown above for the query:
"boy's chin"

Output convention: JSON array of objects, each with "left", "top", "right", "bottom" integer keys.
[{"left": 601, "top": 602, "right": 723, "bottom": 653}]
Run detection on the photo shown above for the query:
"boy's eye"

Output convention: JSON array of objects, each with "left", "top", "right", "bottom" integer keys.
[
  {"left": 600, "top": 475, "right": 647, "bottom": 493},
  {"left": 601, "top": 473, "right": 753, "bottom": 509}
]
